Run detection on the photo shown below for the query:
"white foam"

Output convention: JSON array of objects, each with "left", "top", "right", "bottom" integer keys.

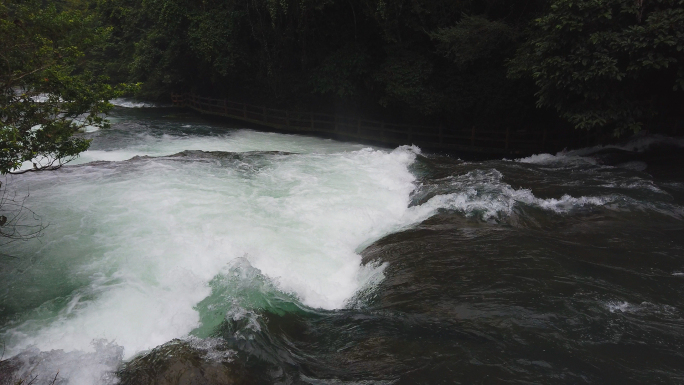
[
  {"left": 604, "top": 134, "right": 684, "bottom": 153},
  {"left": 109, "top": 98, "right": 157, "bottom": 108},
  {"left": 607, "top": 301, "right": 636, "bottom": 313},
  {"left": 515, "top": 152, "right": 597, "bottom": 166},
  {"left": 599, "top": 179, "right": 667, "bottom": 194},
  {"left": 605, "top": 301, "right": 678, "bottom": 316},
  {"left": 4, "top": 340, "right": 123, "bottom": 385},
  {"left": 408, "top": 169, "right": 612, "bottom": 222},
  {"left": 73, "top": 129, "right": 372, "bottom": 165},
  {"left": 29, "top": 93, "right": 55, "bottom": 103},
  {"left": 515, "top": 133, "right": 684, "bottom": 166},
  {"left": 185, "top": 336, "right": 236, "bottom": 362},
  {"left": 1, "top": 139, "right": 423, "bottom": 375},
  {"left": 12, "top": 128, "right": 371, "bottom": 172}
]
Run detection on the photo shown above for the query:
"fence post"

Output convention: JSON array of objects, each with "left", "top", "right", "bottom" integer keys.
[
  {"left": 505, "top": 127, "right": 510, "bottom": 150},
  {"left": 172, "top": 94, "right": 554, "bottom": 154}
]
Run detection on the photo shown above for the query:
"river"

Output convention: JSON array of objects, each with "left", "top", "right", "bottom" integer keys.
[{"left": 1, "top": 103, "right": 683, "bottom": 384}]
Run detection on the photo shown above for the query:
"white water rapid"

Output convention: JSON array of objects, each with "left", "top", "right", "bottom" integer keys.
[
  {"left": 0, "top": 109, "right": 437, "bottom": 384},
  {"left": 5, "top": 106, "right": 670, "bottom": 384}
]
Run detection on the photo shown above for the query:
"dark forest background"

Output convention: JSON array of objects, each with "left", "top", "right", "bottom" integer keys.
[{"left": 5, "top": 0, "right": 684, "bottom": 137}]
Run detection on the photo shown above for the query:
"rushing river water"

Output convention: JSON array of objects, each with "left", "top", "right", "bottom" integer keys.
[{"left": 1, "top": 103, "right": 684, "bottom": 384}]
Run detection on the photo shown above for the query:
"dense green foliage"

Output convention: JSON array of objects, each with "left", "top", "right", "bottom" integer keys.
[
  {"left": 3, "top": 0, "right": 681, "bottom": 145},
  {"left": 510, "top": 0, "right": 684, "bottom": 133},
  {"left": 97, "top": 0, "right": 683, "bottom": 134},
  {"left": 98, "top": 0, "right": 546, "bottom": 129},
  {"left": 0, "top": 0, "right": 134, "bottom": 174}
]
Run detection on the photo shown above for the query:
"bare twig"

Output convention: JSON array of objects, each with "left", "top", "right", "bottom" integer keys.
[
  {"left": 8, "top": 163, "right": 63, "bottom": 175},
  {"left": 48, "top": 371, "right": 59, "bottom": 385},
  {"left": 7, "top": 62, "right": 53, "bottom": 88},
  {"left": 0, "top": 178, "right": 46, "bottom": 245}
]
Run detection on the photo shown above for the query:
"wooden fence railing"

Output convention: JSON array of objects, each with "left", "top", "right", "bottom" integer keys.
[{"left": 171, "top": 93, "right": 588, "bottom": 155}]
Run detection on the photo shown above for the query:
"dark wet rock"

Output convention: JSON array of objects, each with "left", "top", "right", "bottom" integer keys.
[
  {"left": 587, "top": 147, "right": 641, "bottom": 166},
  {"left": 0, "top": 356, "right": 23, "bottom": 385},
  {"left": 614, "top": 160, "right": 648, "bottom": 171},
  {"left": 588, "top": 141, "right": 684, "bottom": 180},
  {"left": 635, "top": 142, "right": 684, "bottom": 180},
  {"left": 117, "top": 339, "right": 257, "bottom": 385},
  {"left": 128, "top": 155, "right": 155, "bottom": 161},
  {"left": 165, "top": 150, "right": 292, "bottom": 160}
]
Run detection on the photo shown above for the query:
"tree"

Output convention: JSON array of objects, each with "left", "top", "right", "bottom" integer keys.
[
  {"left": 0, "top": 0, "right": 135, "bottom": 175},
  {"left": 509, "top": 0, "right": 684, "bottom": 134},
  {"left": 1, "top": 0, "right": 136, "bottom": 245}
]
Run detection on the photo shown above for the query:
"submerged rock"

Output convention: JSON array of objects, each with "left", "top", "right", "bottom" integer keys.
[
  {"left": 0, "top": 356, "right": 23, "bottom": 385},
  {"left": 588, "top": 140, "right": 684, "bottom": 179},
  {"left": 117, "top": 339, "right": 256, "bottom": 385}
]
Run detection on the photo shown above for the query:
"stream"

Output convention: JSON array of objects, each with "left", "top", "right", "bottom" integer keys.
[{"left": 1, "top": 103, "right": 683, "bottom": 384}]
